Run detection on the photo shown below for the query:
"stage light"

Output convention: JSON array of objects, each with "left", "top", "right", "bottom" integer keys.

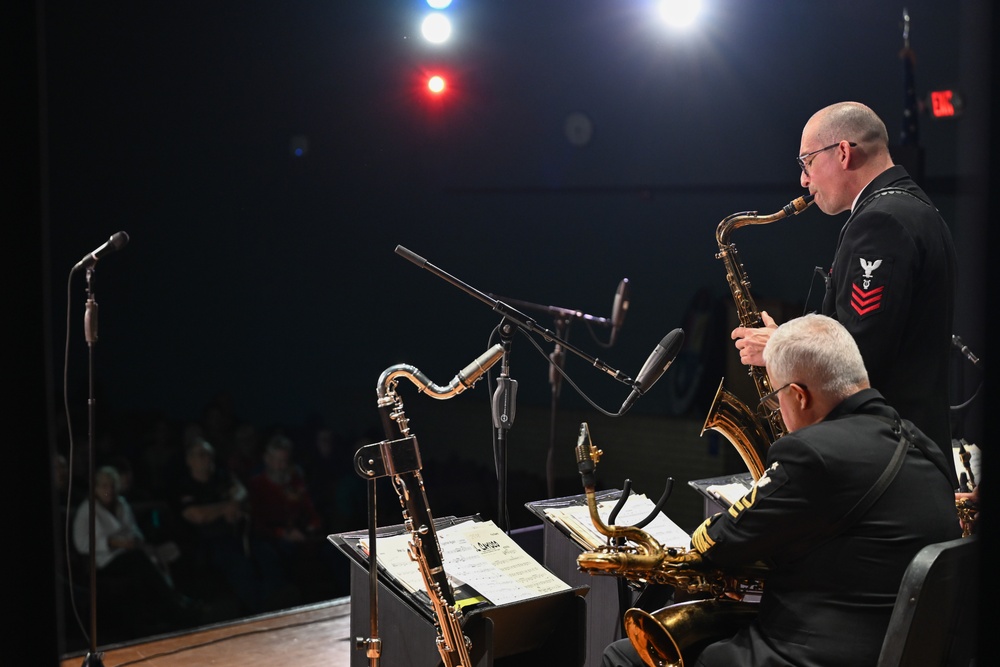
[
  {"left": 421, "top": 13, "right": 452, "bottom": 44},
  {"left": 426, "top": 0, "right": 452, "bottom": 8},
  {"left": 427, "top": 75, "right": 446, "bottom": 94},
  {"left": 658, "top": 0, "right": 702, "bottom": 28}
]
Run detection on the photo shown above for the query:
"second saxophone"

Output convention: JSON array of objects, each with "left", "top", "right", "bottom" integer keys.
[{"left": 701, "top": 194, "right": 814, "bottom": 479}]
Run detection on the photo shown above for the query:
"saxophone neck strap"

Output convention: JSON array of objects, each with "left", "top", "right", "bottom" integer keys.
[
  {"left": 833, "top": 415, "right": 910, "bottom": 533},
  {"left": 782, "top": 415, "right": 909, "bottom": 564},
  {"left": 855, "top": 186, "right": 934, "bottom": 215}
]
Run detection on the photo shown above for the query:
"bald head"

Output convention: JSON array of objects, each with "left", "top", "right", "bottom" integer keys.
[
  {"left": 799, "top": 102, "right": 895, "bottom": 214},
  {"left": 808, "top": 102, "right": 890, "bottom": 156}
]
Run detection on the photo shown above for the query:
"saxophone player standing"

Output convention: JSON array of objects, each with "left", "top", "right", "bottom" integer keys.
[{"left": 731, "top": 101, "right": 958, "bottom": 487}]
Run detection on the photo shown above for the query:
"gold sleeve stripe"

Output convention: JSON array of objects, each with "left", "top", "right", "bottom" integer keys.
[
  {"left": 691, "top": 518, "right": 716, "bottom": 553},
  {"left": 726, "top": 482, "right": 760, "bottom": 517}
]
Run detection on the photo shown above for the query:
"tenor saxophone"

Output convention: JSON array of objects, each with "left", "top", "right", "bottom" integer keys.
[
  {"left": 364, "top": 344, "right": 504, "bottom": 667},
  {"left": 573, "top": 423, "right": 766, "bottom": 667},
  {"left": 701, "top": 194, "right": 814, "bottom": 479}
]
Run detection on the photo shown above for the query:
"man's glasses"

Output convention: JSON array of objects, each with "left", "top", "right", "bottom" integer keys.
[
  {"left": 758, "top": 381, "right": 806, "bottom": 415},
  {"left": 796, "top": 142, "right": 856, "bottom": 176}
]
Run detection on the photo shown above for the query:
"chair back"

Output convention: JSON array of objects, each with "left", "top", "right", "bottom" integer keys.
[{"left": 877, "top": 535, "right": 979, "bottom": 667}]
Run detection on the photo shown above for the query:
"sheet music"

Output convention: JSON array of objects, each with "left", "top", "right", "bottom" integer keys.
[
  {"left": 438, "top": 521, "right": 569, "bottom": 605},
  {"left": 541, "top": 493, "right": 690, "bottom": 551},
  {"left": 705, "top": 481, "right": 753, "bottom": 506},
  {"left": 356, "top": 531, "right": 425, "bottom": 595},
  {"left": 358, "top": 519, "right": 569, "bottom": 607}
]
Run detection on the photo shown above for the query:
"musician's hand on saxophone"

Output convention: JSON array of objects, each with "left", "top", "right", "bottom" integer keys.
[{"left": 731, "top": 310, "right": 779, "bottom": 367}]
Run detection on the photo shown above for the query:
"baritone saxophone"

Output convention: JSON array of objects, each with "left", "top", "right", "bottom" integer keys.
[
  {"left": 574, "top": 422, "right": 767, "bottom": 667},
  {"left": 701, "top": 194, "right": 814, "bottom": 479}
]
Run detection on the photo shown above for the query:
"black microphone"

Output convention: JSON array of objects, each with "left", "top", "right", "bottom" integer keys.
[
  {"left": 609, "top": 278, "right": 630, "bottom": 346},
  {"left": 73, "top": 231, "right": 130, "bottom": 272},
  {"left": 619, "top": 328, "right": 685, "bottom": 414},
  {"left": 952, "top": 335, "right": 980, "bottom": 366}
]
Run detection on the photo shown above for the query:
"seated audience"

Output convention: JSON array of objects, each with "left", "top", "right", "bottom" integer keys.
[
  {"left": 171, "top": 437, "right": 298, "bottom": 616},
  {"left": 72, "top": 465, "right": 197, "bottom": 639}
]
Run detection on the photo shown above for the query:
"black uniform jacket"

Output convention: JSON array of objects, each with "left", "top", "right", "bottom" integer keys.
[
  {"left": 691, "top": 389, "right": 961, "bottom": 667},
  {"left": 822, "top": 165, "right": 957, "bottom": 481}
]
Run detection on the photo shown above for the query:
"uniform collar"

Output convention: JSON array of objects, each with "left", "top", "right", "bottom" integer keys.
[
  {"left": 850, "top": 165, "right": 911, "bottom": 213},
  {"left": 824, "top": 387, "right": 892, "bottom": 422}
]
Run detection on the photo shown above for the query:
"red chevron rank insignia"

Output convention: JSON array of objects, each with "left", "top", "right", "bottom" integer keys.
[
  {"left": 847, "top": 255, "right": 891, "bottom": 318},
  {"left": 851, "top": 284, "right": 884, "bottom": 315}
]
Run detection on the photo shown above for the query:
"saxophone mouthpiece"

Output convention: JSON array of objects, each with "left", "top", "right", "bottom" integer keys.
[{"left": 783, "top": 193, "right": 815, "bottom": 216}]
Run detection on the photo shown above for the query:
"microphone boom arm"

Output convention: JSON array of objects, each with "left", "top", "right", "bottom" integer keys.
[{"left": 396, "top": 245, "right": 636, "bottom": 387}]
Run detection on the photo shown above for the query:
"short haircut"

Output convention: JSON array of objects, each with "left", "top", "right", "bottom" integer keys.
[
  {"left": 763, "top": 314, "right": 868, "bottom": 399},
  {"left": 815, "top": 101, "right": 889, "bottom": 148},
  {"left": 95, "top": 465, "right": 121, "bottom": 492}
]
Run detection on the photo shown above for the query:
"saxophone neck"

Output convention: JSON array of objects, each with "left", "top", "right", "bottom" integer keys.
[
  {"left": 716, "top": 194, "right": 815, "bottom": 246},
  {"left": 575, "top": 422, "right": 663, "bottom": 553}
]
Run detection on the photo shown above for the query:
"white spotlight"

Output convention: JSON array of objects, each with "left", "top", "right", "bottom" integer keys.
[
  {"left": 658, "top": 0, "right": 702, "bottom": 28},
  {"left": 421, "top": 13, "right": 452, "bottom": 44},
  {"left": 427, "top": 0, "right": 452, "bottom": 8}
]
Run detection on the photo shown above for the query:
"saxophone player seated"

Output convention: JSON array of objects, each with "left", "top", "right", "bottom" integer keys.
[{"left": 603, "top": 314, "right": 961, "bottom": 667}]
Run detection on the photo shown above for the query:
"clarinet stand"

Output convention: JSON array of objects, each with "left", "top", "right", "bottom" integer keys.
[
  {"left": 81, "top": 267, "right": 106, "bottom": 667},
  {"left": 354, "top": 471, "right": 382, "bottom": 667}
]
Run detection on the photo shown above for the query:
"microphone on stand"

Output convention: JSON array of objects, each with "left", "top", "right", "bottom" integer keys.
[
  {"left": 618, "top": 328, "right": 685, "bottom": 415},
  {"left": 952, "top": 335, "right": 980, "bottom": 366},
  {"left": 609, "top": 278, "right": 630, "bottom": 346},
  {"left": 73, "top": 231, "right": 130, "bottom": 272}
]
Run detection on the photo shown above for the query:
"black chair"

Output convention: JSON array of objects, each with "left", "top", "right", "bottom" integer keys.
[{"left": 877, "top": 535, "right": 979, "bottom": 667}]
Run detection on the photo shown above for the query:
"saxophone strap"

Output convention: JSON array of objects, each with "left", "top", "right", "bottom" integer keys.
[
  {"left": 783, "top": 415, "right": 910, "bottom": 563},
  {"left": 837, "top": 186, "right": 936, "bottom": 248},
  {"left": 832, "top": 415, "right": 911, "bottom": 534},
  {"left": 855, "top": 186, "right": 934, "bottom": 214}
]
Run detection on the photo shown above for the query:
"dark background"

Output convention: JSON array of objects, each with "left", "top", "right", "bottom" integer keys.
[{"left": 7, "top": 1, "right": 995, "bottom": 662}]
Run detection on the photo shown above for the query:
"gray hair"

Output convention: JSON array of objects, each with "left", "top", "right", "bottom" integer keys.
[
  {"left": 763, "top": 314, "right": 868, "bottom": 399},
  {"left": 814, "top": 101, "right": 889, "bottom": 149},
  {"left": 95, "top": 465, "right": 121, "bottom": 493}
]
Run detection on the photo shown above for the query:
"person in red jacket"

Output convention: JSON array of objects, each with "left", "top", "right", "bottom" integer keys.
[{"left": 247, "top": 433, "right": 338, "bottom": 600}]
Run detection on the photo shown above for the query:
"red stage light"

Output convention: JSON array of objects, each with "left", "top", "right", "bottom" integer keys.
[{"left": 427, "top": 75, "right": 446, "bottom": 94}]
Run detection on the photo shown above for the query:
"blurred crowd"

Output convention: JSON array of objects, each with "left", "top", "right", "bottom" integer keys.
[{"left": 55, "top": 393, "right": 376, "bottom": 649}]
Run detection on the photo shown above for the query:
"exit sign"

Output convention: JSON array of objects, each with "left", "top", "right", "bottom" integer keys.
[{"left": 928, "top": 90, "right": 963, "bottom": 118}]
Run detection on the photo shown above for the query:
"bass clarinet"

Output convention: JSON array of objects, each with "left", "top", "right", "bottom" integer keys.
[{"left": 356, "top": 344, "right": 504, "bottom": 667}]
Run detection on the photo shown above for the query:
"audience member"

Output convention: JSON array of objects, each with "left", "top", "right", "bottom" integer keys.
[
  {"left": 54, "top": 451, "right": 85, "bottom": 512},
  {"left": 72, "top": 465, "right": 196, "bottom": 639},
  {"left": 171, "top": 436, "right": 298, "bottom": 615},
  {"left": 136, "top": 415, "right": 183, "bottom": 503},
  {"left": 301, "top": 426, "right": 347, "bottom": 531},
  {"left": 228, "top": 421, "right": 262, "bottom": 483},
  {"left": 247, "top": 433, "right": 343, "bottom": 600}
]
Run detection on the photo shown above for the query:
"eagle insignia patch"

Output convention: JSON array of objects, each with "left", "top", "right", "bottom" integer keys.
[{"left": 849, "top": 255, "right": 891, "bottom": 318}]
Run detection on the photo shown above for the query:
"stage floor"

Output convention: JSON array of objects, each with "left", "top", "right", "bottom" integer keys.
[{"left": 60, "top": 598, "right": 354, "bottom": 667}]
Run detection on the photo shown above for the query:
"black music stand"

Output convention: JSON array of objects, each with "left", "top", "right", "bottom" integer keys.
[{"left": 330, "top": 519, "right": 589, "bottom": 667}]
